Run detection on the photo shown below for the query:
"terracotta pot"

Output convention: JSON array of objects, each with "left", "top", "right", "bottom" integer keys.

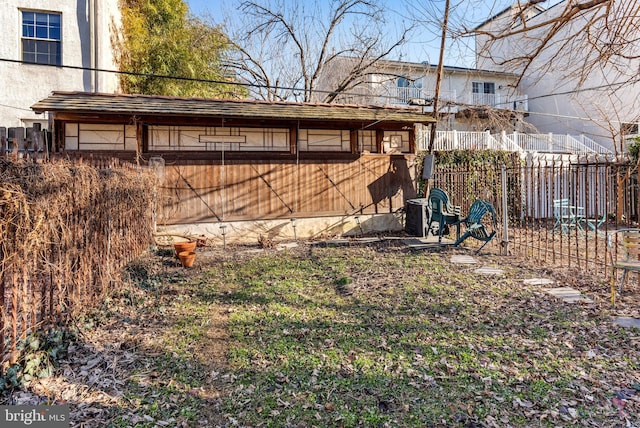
[
  {"left": 174, "top": 241, "right": 196, "bottom": 258},
  {"left": 178, "top": 251, "right": 196, "bottom": 268}
]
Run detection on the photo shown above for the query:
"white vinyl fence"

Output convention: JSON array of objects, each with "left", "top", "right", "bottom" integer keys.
[{"left": 420, "top": 130, "right": 613, "bottom": 155}]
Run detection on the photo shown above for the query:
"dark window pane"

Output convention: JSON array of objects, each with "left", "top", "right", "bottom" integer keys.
[
  {"left": 49, "top": 14, "right": 60, "bottom": 25},
  {"left": 23, "top": 24, "right": 34, "bottom": 37},
  {"left": 36, "top": 25, "right": 48, "bottom": 38},
  {"left": 23, "top": 39, "right": 35, "bottom": 52},
  {"left": 50, "top": 42, "right": 61, "bottom": 66},
  {"left": 22, "top": 12, "right": 35, "bottom": 25},
  {"left": 35, "top": 13, "right": 48, "bottom": 26},
  {"left": 49, "top": 27, "right": 60, "bottom": 40},
  {"left": 23, "top": 52, "right": 35, "bottom": 63}
]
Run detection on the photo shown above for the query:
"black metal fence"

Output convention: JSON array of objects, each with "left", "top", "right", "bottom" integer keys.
[{"left": 432, "top": 153, "right": 638, "bottom": 279}]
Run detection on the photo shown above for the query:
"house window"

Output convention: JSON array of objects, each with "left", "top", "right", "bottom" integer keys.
[
  {"left": 472, "top": 82, "right": 495, "bottom": 94},
  {"left": 396, "top": 77, "right": 423, "bottom": 104},
  {"left": 472, "top": 82, "right": 496, "bottom": 106},
  {"left": 22, "top": 11, "right": 61, "bottom": 66},
  {"left": 397, "top": 77, "right": 422, "bottom": 89}
]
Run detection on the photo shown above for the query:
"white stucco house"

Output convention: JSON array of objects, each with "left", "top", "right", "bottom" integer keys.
[
  {"left": 320, "top": 57, "right": 529, "bottom": 135},
  {"left": 0, "top": 0, "right": 121, "bottom": 129},
  {"left": 475, "top": 1, "right": 640, "bottom": 153}
]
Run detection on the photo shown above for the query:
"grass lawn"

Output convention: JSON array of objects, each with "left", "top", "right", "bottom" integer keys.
[{"left": 15, "top": 240, "right": 640, "bottom": 427}]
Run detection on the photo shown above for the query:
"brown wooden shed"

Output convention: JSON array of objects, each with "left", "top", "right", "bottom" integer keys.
[{"left": 32, "top": 92, "right": 434, "bottom": 230}]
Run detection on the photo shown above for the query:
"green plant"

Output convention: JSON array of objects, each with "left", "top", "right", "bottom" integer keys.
[
  {"left": 0, "top": 328, "right": 73, "bottom": 394},
  {"left": 627, "top": 136, "right": 640, "bottom": 163}
]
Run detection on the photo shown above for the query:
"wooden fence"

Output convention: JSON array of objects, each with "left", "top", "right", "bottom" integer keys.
[
  {"left": 1, "top": 126, "right": 51, "bottom": 160},
  {"left": 0, "top": 158, "right": 154, "bottom": 365}
]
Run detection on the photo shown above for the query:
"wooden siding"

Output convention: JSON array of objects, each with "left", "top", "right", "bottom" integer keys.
[{"left": 158, "top": 155, "right": 417, "bottom": 223}]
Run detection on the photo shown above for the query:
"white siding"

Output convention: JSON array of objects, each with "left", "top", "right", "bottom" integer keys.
[
  {"left": 0, "top": 0, "right": 121, "bottom": 127},
  {"left": 477, "top": 1, "right": 640, "bottom": 151}
]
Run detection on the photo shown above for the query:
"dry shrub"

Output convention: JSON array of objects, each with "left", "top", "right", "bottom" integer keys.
[{"left": 0, "top": 158, "right": 155, "bottom": 363}]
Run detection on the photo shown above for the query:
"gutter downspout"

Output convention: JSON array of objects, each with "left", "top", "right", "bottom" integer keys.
[{"left": 89, "top": 0, "right": 99, "bottom": 92}]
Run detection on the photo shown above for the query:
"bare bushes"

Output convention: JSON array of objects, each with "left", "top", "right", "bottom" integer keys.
[{"left": 0, "top": 159, "right": 155, "bottom": 365}]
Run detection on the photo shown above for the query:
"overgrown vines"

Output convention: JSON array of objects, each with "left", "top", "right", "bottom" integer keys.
[{"left": 0, "top": 159, "right": 155, "bottom": 392}]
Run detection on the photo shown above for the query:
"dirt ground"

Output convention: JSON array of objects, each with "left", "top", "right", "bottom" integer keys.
[{"left": 3, "top": 237, "right": 640, "bottom": 426}]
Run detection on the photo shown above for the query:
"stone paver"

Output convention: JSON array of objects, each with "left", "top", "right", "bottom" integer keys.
[
  {"left": 450, "top": 255, "right": 477, "bottom": 264},
  {"left": 612, "top": 317, "right": 640, "bottom": 328},
  {"left": 403, "top": 238, "right": 446, "bottom": 250},
  {"left": 276, "top": 242, "right": 299, "bottom": 251},
  {"left": 523, "top": 278, "right": 555, "bottom": 286},
  {"left": 473, "top": 266, "right": 504, "bottom": 275},
  {"left": 545, "top": 287, "right": 594, "bottom": 304}
]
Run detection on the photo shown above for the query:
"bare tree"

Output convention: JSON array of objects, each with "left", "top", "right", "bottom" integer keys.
[
  {"left": 473, "top": 0, "right": 640, "bottom": 87},
  {"left": 221, "top": 0, "right": 412, "bottom": 102},
  {"left": 470, "top": 0, "right": 640, "bottom": 153}
]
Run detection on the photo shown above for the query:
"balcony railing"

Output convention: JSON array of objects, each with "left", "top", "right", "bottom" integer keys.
[
  {"left": 388, "top": 88, "right": 457, "bottom": 110},
  {"left": 464, "top": 93, "right": 529, "bottom": 111},
  {"left": 387, "top": 88, "right": 528, "bottom": 112},
  {"left": 418, "top": 130, "right": 613, "bottom": 154}
]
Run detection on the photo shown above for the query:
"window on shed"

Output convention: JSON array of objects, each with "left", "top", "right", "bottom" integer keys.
[
  {"left": 298, "top": 129, "right": 351, "bottom": 152},
  {"left": 382, "top": 131, "right": 410, "bottom": 153},
  {"left": 148, "top": 126, "right": 289, "bottom": 151},
  {"left": 22, "top": 11, "right": 61, "bottom": 66}
]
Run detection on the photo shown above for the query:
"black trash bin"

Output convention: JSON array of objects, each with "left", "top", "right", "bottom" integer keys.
[{"left": 405, "top": 198, "right": 430, "bottom": 237}]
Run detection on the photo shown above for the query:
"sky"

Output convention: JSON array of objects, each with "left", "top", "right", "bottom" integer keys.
[{"left": 183, "top": 0, "right": 559, "bottom": 67}]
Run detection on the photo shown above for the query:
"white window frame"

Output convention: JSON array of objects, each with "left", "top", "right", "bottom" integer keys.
[{"left": 21, "top": 10, "right": 62, "bottom": 66}]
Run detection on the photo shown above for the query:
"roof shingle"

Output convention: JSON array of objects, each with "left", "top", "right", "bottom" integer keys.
[{"left": 32, "top": 92, "right": 435, "bottom": 124}]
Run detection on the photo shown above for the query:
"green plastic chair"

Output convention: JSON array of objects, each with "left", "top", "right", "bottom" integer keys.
[
  {"left": 454, "top": 200, "right": 497, "bottom": 253},
  {"left": 427, "top": 188, "right": 461, "bottom": 243}
]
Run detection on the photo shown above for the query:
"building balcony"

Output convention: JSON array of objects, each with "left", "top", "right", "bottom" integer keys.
[{"left": 386, "top": 88, "right": 528, "bottom": 113}]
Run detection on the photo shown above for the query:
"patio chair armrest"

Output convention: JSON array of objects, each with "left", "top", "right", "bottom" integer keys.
[{"left": 607, "top": 228, "right": 640, "bottom": 247}]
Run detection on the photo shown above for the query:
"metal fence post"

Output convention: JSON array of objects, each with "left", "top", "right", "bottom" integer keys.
[{"left": 501, "top": 164, "right": 509, "bottom": 255}]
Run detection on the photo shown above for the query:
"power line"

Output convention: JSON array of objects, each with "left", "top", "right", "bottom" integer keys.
[
  {"left": 0, "top": 57, "right": 399, "bottom": 101},
  {"left": 0, "top": 102, "right": 34, "bottom": 113},
  {"left": 1, "top": 57, "right": 636, "bottom": 115}
]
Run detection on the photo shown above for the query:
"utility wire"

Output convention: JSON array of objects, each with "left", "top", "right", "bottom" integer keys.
[
  {"left": 1, "top": 57, "right": 635, "bottom": 119},
  {"left": 0, "top": 57, "right": 400, "bottom": 102}
]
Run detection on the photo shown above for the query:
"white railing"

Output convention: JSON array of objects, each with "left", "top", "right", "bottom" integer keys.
[
  {"left": 494, "top": 132, "right": 524, "bottom": 152},
  {"left": 426, "top": 130, "right": 500, "bottom": 151},
  {"left": 511, "top": 133, "right": 613, "bottom": 154},
  {"left": 466, "top": 93, "right": 528, "bottom": 111},
  {"left": 388, "top": 88, "right": 528, "bottom": 112},
  {"left": 576, "top": 134, "right": 612, "bottom": 154},
  {"left": 420, "top": 130, "right": 614, "bottom": 154},
  {"left": 389, "top": 88, "right": 457, "bottom": 106}
]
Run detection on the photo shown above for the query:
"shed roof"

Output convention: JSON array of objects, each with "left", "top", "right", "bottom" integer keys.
[{"left": 32, "top": 91, "right": 435, "bottom": 124}]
